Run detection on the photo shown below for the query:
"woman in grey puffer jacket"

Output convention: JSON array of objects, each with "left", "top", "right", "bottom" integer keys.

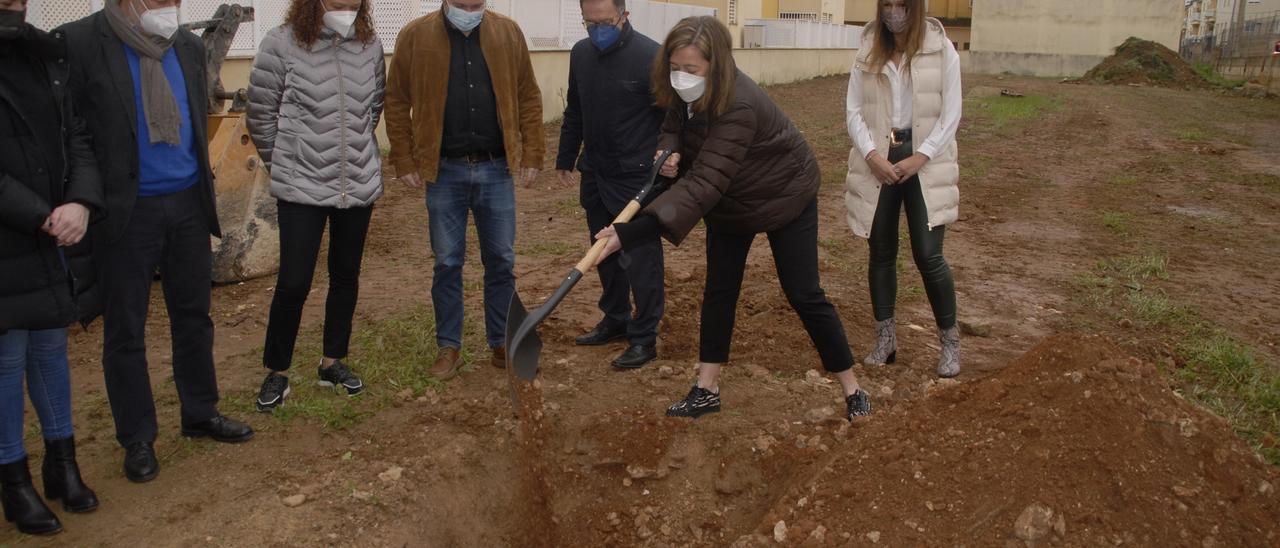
[{"left": 246, "top": 0, "right": 385, "bottom": 412}]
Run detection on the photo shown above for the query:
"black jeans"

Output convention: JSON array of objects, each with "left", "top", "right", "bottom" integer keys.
[
  {"left": 582, "top": 175, "right": 664, "bottom": 346},
  {"left": 700, "top": 200, "right": 854, "bottom": 373},
  {"left": 97, "top": 185, "right": 219, "bottom": 447},
  {"left": 868, "top": 141, "right": 957, "bottom": 329},
  {"left": 263, "top": 200, "right": 373, "bottom": 371}
]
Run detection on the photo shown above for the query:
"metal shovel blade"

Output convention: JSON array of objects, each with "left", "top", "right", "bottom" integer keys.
[{"left": 505, "top": 290, "right": 544, "bottom": 381}]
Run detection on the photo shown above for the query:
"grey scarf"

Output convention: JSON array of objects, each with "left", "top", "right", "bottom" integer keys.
[{"left": 104, "top": 0, "right": 182, "bottom": 145}]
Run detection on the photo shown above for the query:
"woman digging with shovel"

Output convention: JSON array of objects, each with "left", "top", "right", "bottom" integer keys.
[{"left": 593, "top": 16, "right": 872, "bottom": 421}]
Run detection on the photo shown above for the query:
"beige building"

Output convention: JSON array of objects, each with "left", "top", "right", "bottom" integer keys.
[
  {"left": 775, "top": 0, "right": 846, "bottom": 23},
  {"left": 1183, "top": 0, "right": 1280, "bottom": 41},
  {"left": 842, "top": 0, "right": 973, "bottom": 50},
  {"left": 967, "top": 0, "right": 1184, "bottom": 77},
  {"left": 646, "top": 0, "right": 765, "bottom": 46}
]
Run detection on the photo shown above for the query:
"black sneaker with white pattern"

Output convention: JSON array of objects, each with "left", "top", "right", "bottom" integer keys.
[
  {"left": 665, "top": 385, "right": 721, "bottom": 418},
  {"left": 318, "top": 360, "right": 364, "bottom": 396},
  {"left": 846, "top": 389, "right": 872, "bottom": 420},
  {"left": 256, "top": 373, "right": 290, "bottom": 412}
]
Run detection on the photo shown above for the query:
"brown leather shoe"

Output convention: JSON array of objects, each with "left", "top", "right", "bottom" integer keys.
[
  {"left": 491, "top": 347, "right": 506, "bottom": 369},
  {"left": 430, "top": 347, "right": 463, "bottom": 380}
]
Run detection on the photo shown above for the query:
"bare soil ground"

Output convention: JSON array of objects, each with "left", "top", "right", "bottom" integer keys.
[{"left": 3, "top": 74, "right": 1279, "bottom": 547}]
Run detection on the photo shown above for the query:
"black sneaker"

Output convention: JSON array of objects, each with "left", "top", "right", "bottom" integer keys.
[
  {"left": 665, "top": 385, "right": 721, "bottom": 418},
  {"left": 256, "top": 373, "right": 290, "bottom": 412},
  {"left": 318, "top": 360, "right": 364, "bottom": 396},
  {"left": 846, "top": 389, "right": 871, "bottom": 420}
]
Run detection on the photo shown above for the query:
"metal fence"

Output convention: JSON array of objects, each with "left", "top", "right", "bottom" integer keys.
[
  {"left": 25, "top": 0, "right": 718, "bottom": 55},
  {"left": 1180, "top": 10, "right": 1280, "bottom": 84}
]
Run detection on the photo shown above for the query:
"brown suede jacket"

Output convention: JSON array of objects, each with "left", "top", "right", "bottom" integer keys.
[{"left": 385, "top": 9, "right": 544, "bottom": 182}]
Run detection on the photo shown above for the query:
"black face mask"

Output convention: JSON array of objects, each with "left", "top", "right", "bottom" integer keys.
[{"left": 0, "top": 9, "right": 27, "bottom": 40}]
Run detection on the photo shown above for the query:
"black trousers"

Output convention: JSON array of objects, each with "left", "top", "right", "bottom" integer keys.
[
  {"left": 263, "top": 200, "right": 373, "bottom": 371},
  {"left": 699, "top": 199, "right": 854, "bottom": 373},
  {"left": 868, "top": 140, "right": 957, "bottom": 329},
  {"left": 97, "top": 185, "right": 219, "bottom": 447},
  {"left": 582, "top": 176, "right": 664, "bottom": 346}
]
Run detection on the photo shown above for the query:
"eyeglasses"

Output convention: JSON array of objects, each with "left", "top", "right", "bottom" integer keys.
[{"left": 581, "top": 18, "right": 621, "bottom": 30}]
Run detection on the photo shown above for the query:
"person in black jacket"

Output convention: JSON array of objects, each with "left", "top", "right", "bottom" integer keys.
[
  {"left": 556, "top": 0, "right": 665, "bottom": 369},
  {"left": 0, "top": 1, "right": 102, "bottom": 535},
  {"left": 58, "top": 0, "right": 253, "bottom": 485}
]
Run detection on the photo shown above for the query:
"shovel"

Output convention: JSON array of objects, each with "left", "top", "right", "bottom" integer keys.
[{"left": 505, "top": 150, "right": 673, "bottom": 382}]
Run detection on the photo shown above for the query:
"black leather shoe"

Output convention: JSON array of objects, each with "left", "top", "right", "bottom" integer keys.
[
  {"left": 123, "top": 442, "right": 159, "bottom": 484},
  {"left": 42, "top": 437, "right": 98, "bottom": 513},
  {"left": 1, "top": 457, "right": 62, "bottom": 535},
  {"left": 575, "top": 324, "right": 627, "bottom": 346},
  {"left": 612, "top": 344, "right": 657, "bottom": 369},
  {"left": 181, "top": 415, "right": 255, "bottom": 444}
]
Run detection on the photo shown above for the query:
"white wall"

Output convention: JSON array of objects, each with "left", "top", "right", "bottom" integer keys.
[{"left": 968, "top": 0, "right": 1184, "bottom": 77}]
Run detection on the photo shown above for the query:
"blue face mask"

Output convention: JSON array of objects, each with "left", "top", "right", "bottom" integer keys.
[
  {"left": 587, "top": 23, "right": 621, "bottom": 51},
  {"left": 446, "top": 3, "right": 484, "bottom": 33}
]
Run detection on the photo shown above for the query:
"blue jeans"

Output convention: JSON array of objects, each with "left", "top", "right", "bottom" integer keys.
[
  {"left": 426, "top": 158, "right": 517, "bottom": 350},
  {"left": 0, "top": 328, "right": 74, "bottom": 464}
]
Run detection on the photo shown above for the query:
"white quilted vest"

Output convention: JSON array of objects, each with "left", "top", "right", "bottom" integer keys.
[{"left": 844, "top": 18, "right": 960, "bottom": 239}]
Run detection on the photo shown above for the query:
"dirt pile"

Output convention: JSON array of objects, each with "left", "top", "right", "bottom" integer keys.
[
  {"left": 743, "top": 334, "right": 1279, "bottom": 546},
  {"left": 1083, "top": 37, "right": 1210, "bottom": 89}
]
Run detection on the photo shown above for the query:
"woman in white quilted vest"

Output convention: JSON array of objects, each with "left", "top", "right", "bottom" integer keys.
[
  {"left": 246, "top": 0, "right": 385, "bottom": 411},
  {"left": 844, "top": 0, "right": 962, "bottom": 378}
]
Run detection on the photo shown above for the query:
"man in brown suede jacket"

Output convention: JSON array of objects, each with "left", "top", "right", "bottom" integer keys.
[{"left": 385, "top": 0, "right": 543, "bottom": 381}]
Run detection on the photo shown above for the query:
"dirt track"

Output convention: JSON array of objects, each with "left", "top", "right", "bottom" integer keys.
[{"left": 4, "top": 74, "right": 1278, "bottom": 546}]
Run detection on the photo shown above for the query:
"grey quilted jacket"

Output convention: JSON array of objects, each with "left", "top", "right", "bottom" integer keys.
[{"left": 247, "top": 25, "right": 385, "bottom": 208}]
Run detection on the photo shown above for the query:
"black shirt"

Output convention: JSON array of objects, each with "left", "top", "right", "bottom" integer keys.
[
  {"left": 441, "top": 19, "right": 504, "bottom": 158},
  {"left": 0, "top": 42, "right": 63, "bottom": 183}
]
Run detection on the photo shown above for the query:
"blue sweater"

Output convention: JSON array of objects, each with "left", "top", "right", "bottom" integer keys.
[{"left": 123, "top": 44, "right": 199, "bottom": 197}]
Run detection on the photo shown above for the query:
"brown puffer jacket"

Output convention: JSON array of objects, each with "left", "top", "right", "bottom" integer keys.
[{"left": 644, "top": 70, "right": 819, "bottom": 245}]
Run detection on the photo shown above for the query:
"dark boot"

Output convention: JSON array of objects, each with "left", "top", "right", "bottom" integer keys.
[
  {"left": 42, "top": 437, "right": 98, "bottom": 513},
  {"left": 1, "top": 457, "right": 62, "bottom": 535}
]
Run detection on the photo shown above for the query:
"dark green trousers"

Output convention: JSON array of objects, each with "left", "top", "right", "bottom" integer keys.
[{"left": 867, "top": 140, "right": 957, "bottom": 329}]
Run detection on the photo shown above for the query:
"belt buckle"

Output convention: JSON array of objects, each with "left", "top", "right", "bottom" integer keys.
[{"left": 889, "top": 129, "right": 903, "bottom": 149}]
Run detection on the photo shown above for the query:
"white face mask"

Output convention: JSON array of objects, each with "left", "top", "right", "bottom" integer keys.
[
  {"left": 139, "top": 5, "right": 181, "bottom": 40},
  {"left": 670, "top": 70, "right": 706, "bottom": 103},
  {"left": 324, "top": 10, "right": 358, "bottom": 38}
]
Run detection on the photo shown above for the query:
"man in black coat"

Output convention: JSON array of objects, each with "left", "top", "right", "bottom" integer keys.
[
  {"left": 59, "top": 0, "right": 252, "bottom": 484},
  {"left": 1, "top": 4, "right": 103, "bottom": 534},
  {"left": 556, "top": 0, "right": 665, "bottom": 369}
]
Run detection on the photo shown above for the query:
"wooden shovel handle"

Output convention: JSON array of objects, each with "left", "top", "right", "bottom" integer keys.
[{"left": 575, "top": 199, "right": 643, "bottom": 273}]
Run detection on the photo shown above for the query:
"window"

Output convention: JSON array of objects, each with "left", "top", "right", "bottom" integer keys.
[{"left": 779, "top": 12, "right": 819, "bottom": 21}]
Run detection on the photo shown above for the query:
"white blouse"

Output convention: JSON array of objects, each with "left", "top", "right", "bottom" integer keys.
[{"left": 846, "top": 39, "right": 962, "bottom": 161}]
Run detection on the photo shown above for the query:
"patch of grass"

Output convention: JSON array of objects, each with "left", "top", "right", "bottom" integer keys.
[
  {"left": 971, "top": 94, "right": 1057, "bottom": 129},
  {"left": 262, "top": 305, "right": 464, "bottom": 430},
  {"left": 1099, "top": 252, "right": 1169, "bottom": 281},
  {"left": 519, "top": 240, "right": 576, "bottom": 257},
  {"left": 1192, "top": 62, "right": 1247, "bottom": 89},
  {"left": 554, "top": 196, "right": 581, "bottom": 218},
  {"left": 1174, "top": 127, "right": 1212, "bottom": 142},
  {"left": 1125, "top": 290, "right": 1194, "bottom": 328},
  {"left": 960, "top": 156, "right": 990, "bottom": 181},
  {"left": 1075, "top": 254, "right": 1279, "bottom": 465},
  {"left": 821, "top": 169, "right": 846, "bottom": 188},
  {"left": 1101, "top": 211, "right": 1132, "bottom": 235},
  {"left": 1176, "top": 330, "right": 1280, "bottom": 465},
  {"left": 1110, "top": 174, "right": 1140, "bottom": 186},
  {"left": 1247, "top": 173, "right": 1280, "bottom": 193}
]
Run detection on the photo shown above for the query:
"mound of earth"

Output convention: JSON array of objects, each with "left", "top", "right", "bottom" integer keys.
[
  {"left": 739, "top": 334, "right": 1279, "bottom": 546},
  {"left": 1084, "top": 37, "right": 1210, "bottom": 89}
]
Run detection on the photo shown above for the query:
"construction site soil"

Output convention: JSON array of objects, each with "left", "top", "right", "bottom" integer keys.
[{"left": 4, "top": 73, "right": 1278, "bottom": 547}]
